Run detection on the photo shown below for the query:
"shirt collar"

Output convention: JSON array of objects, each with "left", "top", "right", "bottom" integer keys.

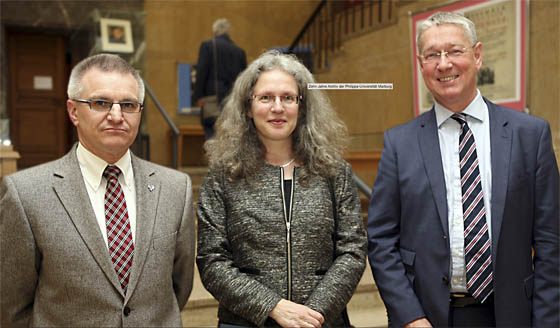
[
  {"left": 76, "top": 142, "right": 133, "bottom": 192},
  {"left": 435, "top": 89, "right": 485, "bottom": 128}
]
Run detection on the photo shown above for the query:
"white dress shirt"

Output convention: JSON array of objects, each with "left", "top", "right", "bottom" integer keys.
[
  {"left": 435, "top": 90, "right": 492, "bottom": 292},
  {"left": 76, "top": 143, "right": 137, "bottom": 247}
]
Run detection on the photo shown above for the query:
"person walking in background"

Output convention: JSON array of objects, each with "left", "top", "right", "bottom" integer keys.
[
  {"left": 367, "top": 11, "right": 559, "bottom": 327},
  {"left": 1, "top": 54, "right": 195, "bottom": 327},
  {"left": 194, "top": 18, "right": 246, "bottom": 139},
  {"left": 196, "top": 50, "right": 367, "bottom": 327}
]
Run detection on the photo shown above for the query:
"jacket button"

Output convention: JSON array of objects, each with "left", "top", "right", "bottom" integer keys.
[
  {"left": 442, "top": 276, "right": 449, "bottom": 285},
  {"left": 124, "top": 307, "right": 131, "bottom": 316}
]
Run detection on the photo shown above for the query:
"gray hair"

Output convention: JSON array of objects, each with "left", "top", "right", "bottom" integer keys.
[
  {"left": 67, "top": 53, "right": 145, "bottom": 103},
  {"left": 212, "top": 18, "right": 231, "bottom": 37},
  {"left": 205, "top": 50, "right": 348, "bottom": 184},
  {"left": 416, "top": 11, "right": 477, "bottom": 54}
]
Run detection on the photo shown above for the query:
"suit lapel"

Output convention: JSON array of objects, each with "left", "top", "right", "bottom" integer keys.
[
  {"left": 485, "top": 98, "right": 511, "bottom": 260},
  {"left": 418, "top": 109, "right": 449, "bottom": 236},
  {"left": 124, "top": 155, "right": 159, "bottom": 300},
  {"left": 52, "top": 147, "right": 123, "bottom": 294}
]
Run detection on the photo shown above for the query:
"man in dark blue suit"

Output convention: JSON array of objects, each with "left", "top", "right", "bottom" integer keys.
[
  {"left": 367, "top": 11, "right": 559, "bottom": 327},
  {"left": 194, "top": 18, "right": 246, "bottom": 139}
]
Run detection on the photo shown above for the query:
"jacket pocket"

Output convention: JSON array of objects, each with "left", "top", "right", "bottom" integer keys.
[
  {"left": 508, "top": 172, "right": 529, "bottom": 191},
  {"left": 152, "top": 231, "right": 177, "bottom": 250},
  {"left": 400, "top": 247, "right": 416, "bottom": 286},
  {"left": 238, "top": 267, "right": 260, "bottom": 275},
  {"left": 523, "top": 273, "right": 534, "bottom": 298},
  {"left": 400, "top": 247, "right": 416, "bottom": 266}
]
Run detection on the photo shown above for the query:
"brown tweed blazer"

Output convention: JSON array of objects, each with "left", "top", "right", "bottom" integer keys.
[{"left": 0, "top": 146, "right": 195, "bottom": 327}]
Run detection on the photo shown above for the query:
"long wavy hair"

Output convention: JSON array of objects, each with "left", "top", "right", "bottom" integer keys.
[{"left": 205, "top": 50, "right": 348, "bottom": 185}]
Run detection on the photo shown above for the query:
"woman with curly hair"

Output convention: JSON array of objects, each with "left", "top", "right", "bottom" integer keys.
[{"left": 196, "top": 50, "right": 367, "bottom": 328}]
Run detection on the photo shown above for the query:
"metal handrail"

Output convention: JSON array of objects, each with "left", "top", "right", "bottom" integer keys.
[
  {"left": 143, "top": 80, "right": 180, "bottom": 169},
  {"left": 352, "top": 173, "right": 372, "bottom": 199},
  {"left": 288, "top": 0, "right": 327, "bottom": 53}
]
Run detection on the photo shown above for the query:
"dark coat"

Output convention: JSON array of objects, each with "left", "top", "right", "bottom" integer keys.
[{"left": 193, "top": 34, "right": 246, "bottom": 105}]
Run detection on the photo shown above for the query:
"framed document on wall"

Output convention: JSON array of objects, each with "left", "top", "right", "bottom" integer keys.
[{"left": 410, "top": 0, "right": 527, "bottom": 116}]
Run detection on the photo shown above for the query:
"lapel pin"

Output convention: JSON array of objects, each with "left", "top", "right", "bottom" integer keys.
[{"left": 147, "top": 184, "right": 155, "bottom": 192}]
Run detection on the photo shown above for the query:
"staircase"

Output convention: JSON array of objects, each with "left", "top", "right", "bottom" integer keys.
[
  {"left": 179, "top": 166, "right": 388, "bottom": 327},
  {"left": 288, "top": 0, "right": 397, "bottom": 73}
]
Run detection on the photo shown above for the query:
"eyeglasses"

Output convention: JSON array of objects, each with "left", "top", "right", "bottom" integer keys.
[
  {"left": 73, "top": 99, "right": 143, "bottom": 113},
  {"left": 251, "top": 94, "right": 302, "bottom": 106},
  {"left": 419, "top": 46, "right": 472, "bottom": 64}
]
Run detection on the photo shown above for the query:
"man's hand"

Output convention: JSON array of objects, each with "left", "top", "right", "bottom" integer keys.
[
  {"left": 197, "top": 98, "right": 205, "bottom": 107},
  {"left": 269, "top": 299, "right": 325, "bottom": 328},
  {"left": 405, "top": 317, "right": 432, "bottom": 327}
]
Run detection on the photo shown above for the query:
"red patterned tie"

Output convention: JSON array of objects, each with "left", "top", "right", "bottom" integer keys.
[
  {"left": 451, "top": 113, "right": 493, "bottom": 303},
  {"left": 103, "top": 165, "right": 134, "bottom": 294}
]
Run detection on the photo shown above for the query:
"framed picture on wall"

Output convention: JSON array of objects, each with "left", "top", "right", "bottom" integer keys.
[
  {"left": 410, "top": 0, "right": 527, "bottom": 116},
  {"left": 100, "top": 18, "right": 134, "bottom": 53}
]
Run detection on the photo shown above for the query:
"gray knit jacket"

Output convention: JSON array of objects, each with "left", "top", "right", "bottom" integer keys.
[{"left": 196, "top": 160, "right": 367, "bottom": 327}]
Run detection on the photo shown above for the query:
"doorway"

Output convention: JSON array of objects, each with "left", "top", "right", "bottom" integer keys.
[{"left": 7, "top": 31, "right": 70, "bottom": 169}]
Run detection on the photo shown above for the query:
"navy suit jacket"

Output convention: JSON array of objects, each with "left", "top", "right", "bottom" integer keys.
[{"left": 367, "top": 98, "right": 559, "bottom": 327}]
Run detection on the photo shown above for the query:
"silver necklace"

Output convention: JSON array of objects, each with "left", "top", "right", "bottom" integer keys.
[{"left": 279, "top": 158, "right": 295, "bottom": 168}]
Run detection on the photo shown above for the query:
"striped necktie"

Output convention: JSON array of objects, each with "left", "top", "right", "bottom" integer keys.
[
  {"left": 103, "top": 165, "right": 134, "bottom": 294},
  {"left": 451, "top": 113, "right": 493, "bottom": 303}
]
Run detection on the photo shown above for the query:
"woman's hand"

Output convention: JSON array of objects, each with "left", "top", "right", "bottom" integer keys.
[{"left": 269, "top": 299, "right": 324, "bottom": 328}]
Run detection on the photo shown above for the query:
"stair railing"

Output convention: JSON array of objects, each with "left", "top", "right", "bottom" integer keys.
[
  {"left": 143, "top": 79, "right": 180, "bottom": 169},
  {"left": 353, "top": 174, "right": 372, "bottom": 199},
  {"left": 289, "top": 0, "right": 379, "bottom": 199},
  {"left": 288, "top": 0, "right": 396, "bottom": 72}
]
